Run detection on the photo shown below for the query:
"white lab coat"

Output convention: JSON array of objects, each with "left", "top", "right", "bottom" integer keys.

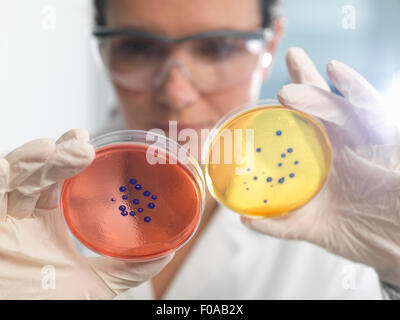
[{"left": 94, "top": 109, "right": 384, "bottom": 300}]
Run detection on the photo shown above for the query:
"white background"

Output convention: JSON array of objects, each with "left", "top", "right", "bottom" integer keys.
[{"left": 0, "top": 0, "right": 114, "bottom": 155}]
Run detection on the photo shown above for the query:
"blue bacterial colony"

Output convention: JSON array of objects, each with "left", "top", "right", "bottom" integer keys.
[
  {"left": 114, "top": 178, "right": 157, "bottom": 222},
  {"left": 241, "top": 130, "right": 300, "bottom": 205}
]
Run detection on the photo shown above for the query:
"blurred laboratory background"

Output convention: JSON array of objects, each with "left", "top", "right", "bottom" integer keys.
[{"left": 0, "top": 0, "right": 399, "bottom": 155}]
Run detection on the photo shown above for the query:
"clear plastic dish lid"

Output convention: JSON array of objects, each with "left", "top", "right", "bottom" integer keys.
[
  {"left": 59, "top": 130, "right": 205, "bottom": 261},
  {"left": 202, "top": 99, "right": 332, "bottom": 218}
]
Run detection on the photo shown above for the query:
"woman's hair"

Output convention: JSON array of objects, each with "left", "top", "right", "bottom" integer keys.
[{"left": 93, "top": 0, "right": 281, "bottom": 28}]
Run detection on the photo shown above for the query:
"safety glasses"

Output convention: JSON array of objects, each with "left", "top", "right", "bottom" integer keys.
[{"left": 94, "top": 27, "right": 273, "bottom": 93}]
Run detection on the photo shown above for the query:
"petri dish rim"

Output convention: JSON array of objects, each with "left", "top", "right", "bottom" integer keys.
[
  {"left": 58, "top": 129, "right": 206, "bottom": 262},
  {"left": 202, "top": 99, "right": 333, "bottom": 219}
]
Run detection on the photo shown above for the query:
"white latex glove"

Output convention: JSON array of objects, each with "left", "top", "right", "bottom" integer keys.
[
  {"left": 0, "top": 129, "right": 173, "bottom": 299},
  {"left": 241, "top": 47, "right": 400, "bottom": 290}
]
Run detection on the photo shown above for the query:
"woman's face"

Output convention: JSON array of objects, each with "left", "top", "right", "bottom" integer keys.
[{"left": 105, "top": 0, "right": 279, "bottom": 159}]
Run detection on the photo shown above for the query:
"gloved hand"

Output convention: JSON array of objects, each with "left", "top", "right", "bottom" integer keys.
[
  {"left": 241, "top": 47, "right": 400, "bottom": 290},
  {"left": 0, "top": 129, "right": 173, "bottom": 299}
]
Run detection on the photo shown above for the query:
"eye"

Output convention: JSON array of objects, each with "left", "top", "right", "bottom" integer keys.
[
  {"left": 112, "top": 37, "right": 167, "bottom": 60},
  {"left": 194, "top": 37, "right": 245, "bottom": 60}
]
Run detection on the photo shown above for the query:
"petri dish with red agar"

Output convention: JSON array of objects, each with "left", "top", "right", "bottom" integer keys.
[{"left": 59, "top": 130, "right": 205, "bottom": 261}]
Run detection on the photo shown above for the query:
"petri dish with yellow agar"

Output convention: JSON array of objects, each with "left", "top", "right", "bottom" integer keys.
[
  {"left": 203, "top": 99, "right": 332, "bottom": 218},
  {"left": 59, "top": 130, "right": 205, "bottom": 261}
]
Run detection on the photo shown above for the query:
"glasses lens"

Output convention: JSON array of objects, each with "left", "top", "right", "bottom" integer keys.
[
  {"left": 101, "top": 36, "right": 169, "bottom": 91},
  {"left": 188, "top": 36, "right": 267, "bottom": 92},
  {"left": 100, "top": 33, "right": 268, "bottom": 93}
]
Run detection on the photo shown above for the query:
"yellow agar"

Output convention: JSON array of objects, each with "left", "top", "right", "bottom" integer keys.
[{"left": 204, "top": 105, "right": 332, "bottom": 218}]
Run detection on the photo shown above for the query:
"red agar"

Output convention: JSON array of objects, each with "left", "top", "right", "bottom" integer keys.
[{"left": 61, "top": 144, "right": 202, "bottom": 260}]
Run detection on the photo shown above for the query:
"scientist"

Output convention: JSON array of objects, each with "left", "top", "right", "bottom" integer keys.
[{"left": 0, "top": 0, "right": 399, "bottom": 299}]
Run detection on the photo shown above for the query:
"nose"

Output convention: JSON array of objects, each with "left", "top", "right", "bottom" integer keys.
[{"left": 155, "top": 61, "right": 199, "bottom": 111}]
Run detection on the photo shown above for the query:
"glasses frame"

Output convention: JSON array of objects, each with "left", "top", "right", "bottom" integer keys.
[
  {"left": 93, "top": 27, "right": 274, "bottom": 44},
  {"left": 92, "top": 27, "right": 274, "bottom": 93}
]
